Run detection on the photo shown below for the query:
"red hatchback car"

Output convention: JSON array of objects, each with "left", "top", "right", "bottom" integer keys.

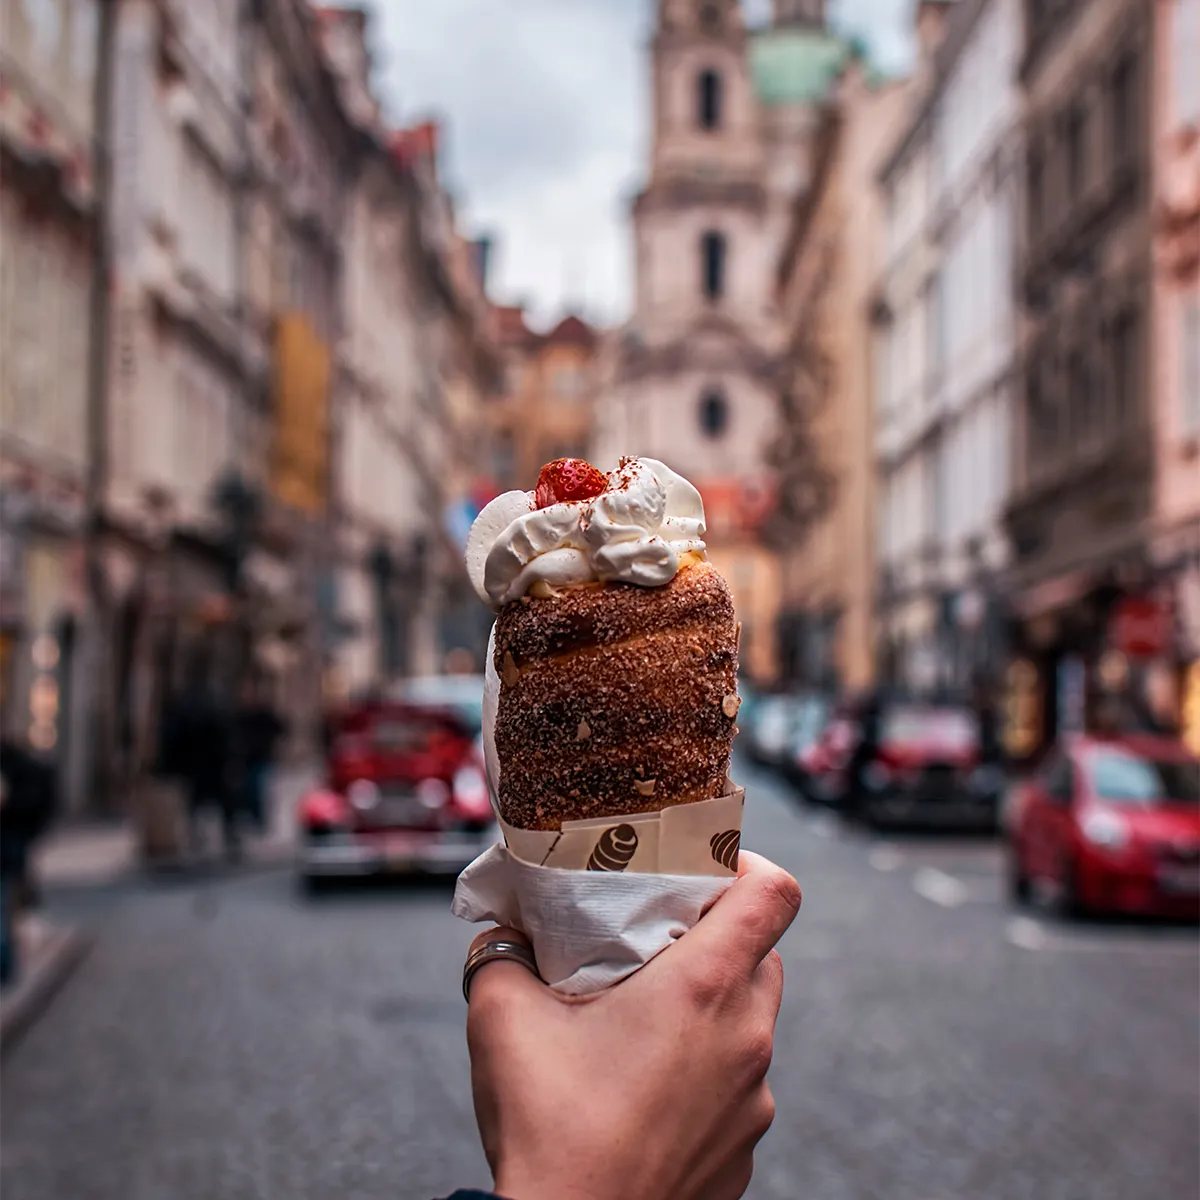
[
  {"left": 297, "top": 701, "right": 496, "bottom": 890},
  {"left": 1008, "top": 735, "right": 1200, "bottom": 919}
]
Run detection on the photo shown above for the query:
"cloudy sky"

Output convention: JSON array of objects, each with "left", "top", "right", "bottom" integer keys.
[{"left": 367, "top": 0, "right": 911, "bottom": 329}]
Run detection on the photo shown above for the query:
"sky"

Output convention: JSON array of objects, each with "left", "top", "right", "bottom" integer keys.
[{"left": 366, "top": 0, "right": 912, "bottom": 330}]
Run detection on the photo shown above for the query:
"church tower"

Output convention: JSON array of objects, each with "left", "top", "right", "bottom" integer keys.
[{"left": 600, "top": 0, "right": 783, "bottom": 681}]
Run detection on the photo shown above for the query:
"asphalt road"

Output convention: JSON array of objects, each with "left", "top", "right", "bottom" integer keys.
[{"left": 3, "top": 760, "right": 1197, "bottom": 1200}]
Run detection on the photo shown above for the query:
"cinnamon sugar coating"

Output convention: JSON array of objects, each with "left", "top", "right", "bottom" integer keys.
[{"left": 493, "top": 561, "right": 739, "bottom": 830}]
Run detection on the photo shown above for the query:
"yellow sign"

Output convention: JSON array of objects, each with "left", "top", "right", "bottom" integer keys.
[
  {"left": 271, "top": 312, "right": 331, "bottom": 515},
  {"left": 1183, "top": 662, "right": 1200, "bottom": 758}
]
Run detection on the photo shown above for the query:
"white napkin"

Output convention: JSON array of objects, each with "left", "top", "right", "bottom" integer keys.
[
  {"left": 452, "top": 846, "right": 732, "bottom": 995},
  {"left": 451, "top": 623, "right": 738, "bottom": 996}
]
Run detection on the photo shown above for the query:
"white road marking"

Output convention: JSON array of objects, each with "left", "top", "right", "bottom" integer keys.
[
  {"left": 869, "top": 846, "right": 903, "bottom": 872},
  {"left": 912, "top": 867, "right": 970, "bottom": 908},
  {"left": 807, "top": 814, "right": 837, "bottom": 840},
  {"left": 1006, "top": 916, "right": 1200, "bottom": 956},
  {"left": 1005, "top": 916, "right": 1048, "bottom": 950}
]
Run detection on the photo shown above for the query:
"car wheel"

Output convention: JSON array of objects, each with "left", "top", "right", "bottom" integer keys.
[
  {"left": 1053, "top": 852, "right": 1085, "bottom": 920},
  {"left": 1007, "top": 846, "right": 1032, "bottom": 907}
]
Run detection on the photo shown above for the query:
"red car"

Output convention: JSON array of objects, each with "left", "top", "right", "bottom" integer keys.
[
  {"left": 851, "top": 705, "right": 1000, "bottom": 830},
  {"left": 1008, "top": 735, "right": 1200, "bottom": 919},
  {"left": 796, "top": 712, "right": 858, "bottom": 807},
  {"left": 297, "top": 701, "right": 496, "bottom": 890}
]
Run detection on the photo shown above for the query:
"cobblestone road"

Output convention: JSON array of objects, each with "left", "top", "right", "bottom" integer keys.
[{"left": 3, "top": 760, "right": 1197, "bottom": 1200}]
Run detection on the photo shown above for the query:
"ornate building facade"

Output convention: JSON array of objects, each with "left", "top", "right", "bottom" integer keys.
[{"left": 597, "top": 0, "right": 857, "bottom": 686}]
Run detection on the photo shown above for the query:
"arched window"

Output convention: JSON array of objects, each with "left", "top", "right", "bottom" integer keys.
[
  {"left": 698, "top": 69, "right": 722, "bottom": 130},
  {"left": 700, "top": 230, "right": 726, "bottom": 300},
  {"left": 699, "top": 390, "right": 729, "bottom": 438}
]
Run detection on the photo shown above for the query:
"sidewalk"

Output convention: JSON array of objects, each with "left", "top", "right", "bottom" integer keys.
[
  {"left": 34, "top": 761, "right": 319, "bottom": 888},
  {"left": 2, "top": 763, "right": 319, "bottom": 1053}
]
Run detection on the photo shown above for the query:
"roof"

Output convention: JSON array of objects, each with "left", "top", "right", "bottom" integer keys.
[
  {"left": 493, "top": 304, "right": 536, "bottom": 347},
  {"left": 543, "top": 314, "right": 597, "bottom": 350},
  {"left": 750, "top": 27, "right": 855, "bottom": 107}
]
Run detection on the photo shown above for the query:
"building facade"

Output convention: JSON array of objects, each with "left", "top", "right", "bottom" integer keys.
[
  {"left": 876, "top": 0, "right": 1020, "bottom": 697},
  {"left": 1150, "top": 0, "right": 1200, "bottom": 749},
  {"left": 0, "top": 0, "right": 102, "bottom": 809},
  {"left": 776, "top": 61, "right": 911, "bottom": 696},
  {"left": 599, "top": 0, "right": 857, "bottom": 686},
  {"left": 486, "top": 306, "right": 600, "bottom": 494},
  {"left": 92, "top": 0, "right": 355, "bottom": 798},
  {"left": 1005, "top": 0, "right": 1160, "bottom": 755}
]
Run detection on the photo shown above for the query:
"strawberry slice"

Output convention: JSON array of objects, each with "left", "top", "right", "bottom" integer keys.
[{"left": 534, "top": 458, "right": 609, "bottom": 509}]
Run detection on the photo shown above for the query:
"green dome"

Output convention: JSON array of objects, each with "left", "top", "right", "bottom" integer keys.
[{"left": 750, "top": 28, "right": 855, "bottom": 107}]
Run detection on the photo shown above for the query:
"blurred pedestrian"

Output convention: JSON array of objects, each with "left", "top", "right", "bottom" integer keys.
[
  {"left": 159, "top": 654, "right": 238, "bottom": 862},
  {"left": 233, "top": 675, "right": 286, "bottom": 837},
  {"left": 0, "top": 736, "right": 58, "bottom": 987},
  {"left": 442, "top": 850, "right": 802, "bottom": 1200},
  {"left": 846, "top": 688, "right": 883, "bottom": 810},
  {"left": 972, "top": 676, "right": 1005, "bottom": 769}
]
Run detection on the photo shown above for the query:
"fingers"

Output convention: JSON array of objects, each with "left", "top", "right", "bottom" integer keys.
[
  {"left": 465, "top": 925, "right": 545, "bottom": 1008},
  {"left": 685, "top": 850, "right": 801, "bottom": 976}
]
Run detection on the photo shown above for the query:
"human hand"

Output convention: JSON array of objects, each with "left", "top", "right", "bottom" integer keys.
[{"left": 465, "top": 850, "right": 802, "bottom": 1200}]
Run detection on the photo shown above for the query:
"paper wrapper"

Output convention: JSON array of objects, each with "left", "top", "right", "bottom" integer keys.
[{"left": 452, "top": 624, "right": 745, "bottom": 996}]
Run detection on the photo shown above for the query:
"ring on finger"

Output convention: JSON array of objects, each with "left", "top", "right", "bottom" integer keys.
[{"left": 462, "top": 939, "right": 540, "bottom": 1002}]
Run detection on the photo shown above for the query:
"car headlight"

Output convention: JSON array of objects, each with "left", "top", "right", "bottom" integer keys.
[
  {"left": 970, "top": 767, "right": 1002, "bottom": 794},
  {"left": 417, "top": 778, "right": 451, "bottom": 809},
  {"left": 453, "top": 765, "right": 492, "bottom": 818},
  {"left": 347, "top": 779, "right": 381, "bottom": 811},
  {"left": 1080, "top": 809, "right": 1129, "bottom": 849},
  {"left": 864, "top": 763, "right": 891, "bottom": 792}
]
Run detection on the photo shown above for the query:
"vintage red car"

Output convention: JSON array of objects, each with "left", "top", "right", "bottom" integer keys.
[
  {"left": 297, "top": 700, "right": 495, "bottom": 890},
  {"left": 1007, "top": 735, "right": 1200, "bottom": 919}
]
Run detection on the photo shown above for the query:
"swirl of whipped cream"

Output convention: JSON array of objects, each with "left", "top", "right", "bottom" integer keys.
[{"left": 465, "top": 458, "right": 707, "bottom": 608}]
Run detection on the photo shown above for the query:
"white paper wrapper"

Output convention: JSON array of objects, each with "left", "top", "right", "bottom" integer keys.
[{"left": 452, "top": 624, "right": 743, "bottom": 995}]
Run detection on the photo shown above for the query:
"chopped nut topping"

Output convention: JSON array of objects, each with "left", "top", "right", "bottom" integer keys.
[
  {"left": 722, "top": 694, "right": 741, "bottom": 718},
  {"left": 576, "top": 719, "right": 592, "bottom": 741},
  {"left": 634, "top": 779, "right": 657, "bottom": 797}
]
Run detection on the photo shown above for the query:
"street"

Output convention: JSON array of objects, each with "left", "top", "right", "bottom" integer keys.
[{"left": 2, "top": 760, "right": 1197, "bottom": 1200}]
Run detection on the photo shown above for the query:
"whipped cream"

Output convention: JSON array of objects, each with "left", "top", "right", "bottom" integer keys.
[{"left": 465, "top": 458, "right": 707, "bottom": 608}]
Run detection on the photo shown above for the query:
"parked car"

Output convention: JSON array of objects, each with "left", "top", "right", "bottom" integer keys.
[
  {"left": 297, "top": 700, "right": 496, "bottom": 890},
  {"left": 796, "top": 710, "right": 859, "bottom": 809},
  {"left": 743, "top": 694, "right": 799, "bottom": 769},
  {"left": 1007, "top": 735, "right": 1200, "bottom": 919},
  {"left": 395, "top": 674, "right": 485, "bottom": 740},
  {"left": 780, "top": 695, "right": 833, "bottom": 792},
  {"left": 849, "top": 703, "right": 1001, "bottom": 831}
]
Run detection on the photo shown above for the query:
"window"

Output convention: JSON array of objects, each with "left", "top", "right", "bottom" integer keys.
[
  {"left": 1063, "top": 104, "right": 1086, "bottom": 199},
  {"left": 1088, "top": 750, "right": 1200, "bottom": 804},
  {"left": 1110, "top": 54, "right": 1138, "bottom": 170},
  {"left": 1110, "top": 307, "right": 1139, "bottom": 421},
  {"left": 699, "top": 391, "right": 728, "bottom": 438},
  {"left": 1183, "top": 299, "right": 1200, "bottom": 436},
  {"left": 698, "top": 69, "right": 722, "bottom": 130},
  {"left": 700, "top": 230, "right": 726, "bottom": 301},
  {"left": 698, "top": 3, "right": 722, "bottom": 33},
  {"left": 1027, "top": 145, "right": 1045, "bottom": 243}
]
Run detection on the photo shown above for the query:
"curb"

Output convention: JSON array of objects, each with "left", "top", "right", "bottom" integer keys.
[{"left": 0, "top": 926, "right": 94, "bottom": 1057}]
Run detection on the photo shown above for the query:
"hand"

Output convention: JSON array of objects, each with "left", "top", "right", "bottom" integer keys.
[{"left": 466, "top": 850, "right": 802, "bottom": 1200}]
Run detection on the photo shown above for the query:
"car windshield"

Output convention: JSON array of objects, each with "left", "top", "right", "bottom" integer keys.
[
  {"left": 882, "top": 707, "right": 977, "bottom": 750},
  {"left": 397, "top": 676, "right": 484, "bottom": 735},
  {"left": 1088, "top": 750, "right": 1200, "bottom": 804}
]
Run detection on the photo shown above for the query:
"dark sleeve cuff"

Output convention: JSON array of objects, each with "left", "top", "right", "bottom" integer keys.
[{"left": 439, "top": 1192, "right": 505, "bottom": 1200}]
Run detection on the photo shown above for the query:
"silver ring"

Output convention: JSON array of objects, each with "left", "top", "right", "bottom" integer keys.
[{"left": 463, "top": 939, "right": 540, "bottom": 1002}]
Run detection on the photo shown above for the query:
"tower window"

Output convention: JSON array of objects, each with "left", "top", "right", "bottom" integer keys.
[
  {"left": 699, "top": 390, "right": 728, "bottom": 438},
  {"left": 698, "top": 3, "right": 723, "bottom": 33},
  {"left": 701, "top": 230, "right": 726, "bottom": 300},
  {"left": 698, "top": 69, "right": 722, "bottom": 130}
]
